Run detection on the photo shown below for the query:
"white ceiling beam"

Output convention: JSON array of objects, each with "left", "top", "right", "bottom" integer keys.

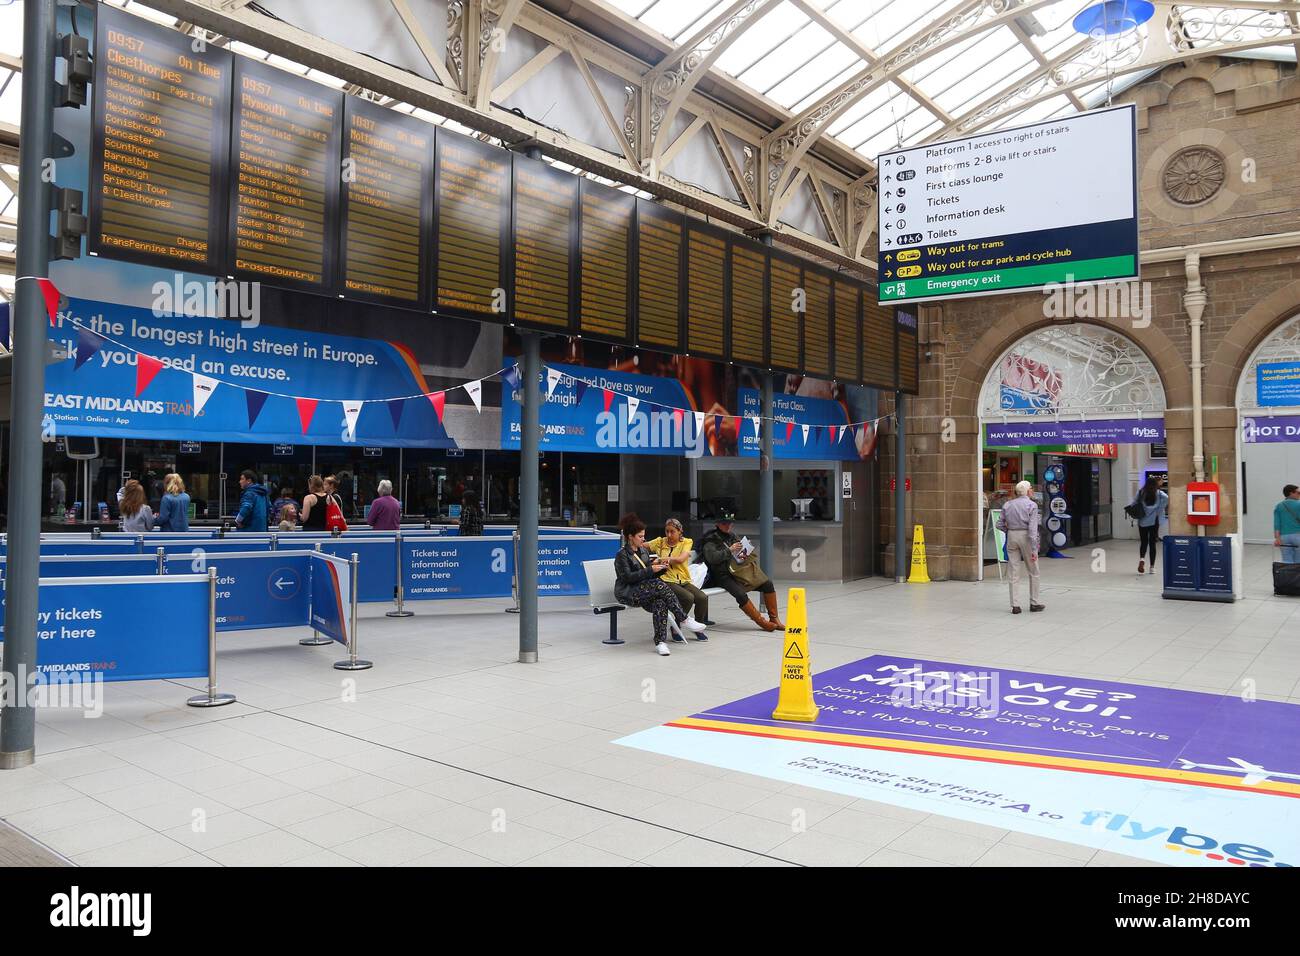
[
  {"left": 476, "top": 0, "right": 528, "bottom": 110},
  {"left": 388, "top": 0, "right": 459, "bottom": 90},
  {"left": 807, "top": 171, "right": 848, "bottom": 250},
  {"left": 491, "top": 44, "right": 565, "bottom": 102},
  {"left": 708, "top": 119, "right": 759, "bottom": 216},
  {"left": 561, "top": 34, "right": 641, "bottom": 169}
]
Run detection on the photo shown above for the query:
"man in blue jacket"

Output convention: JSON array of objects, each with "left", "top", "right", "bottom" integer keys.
[{"left": 234, "top": 470, "right": 269, "bottom": 531}]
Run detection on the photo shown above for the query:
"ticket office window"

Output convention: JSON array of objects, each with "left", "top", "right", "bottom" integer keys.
[
  {"left": 483, "top": 450, "right": 564, "bottom": 523},
  {"left": 313, "top": 446, "right": 400, "bottom": 520},
  {"left": 123, "top": 439, "right": 222, "bottom": 518},
  {"left": 404, "top": 448, "right": 484, "bottom": 519},
  {"left": 43, "top": 437, "right": 120, "bottom": 521},
  {"left": 563, "top": 452, "right": 620, "bottom": 526},
  {"left": 696, "top": 462, "right": 840, "bottom": 521},
  {"left": 223, "top": 443, "right": 316, "bottom": 521}
]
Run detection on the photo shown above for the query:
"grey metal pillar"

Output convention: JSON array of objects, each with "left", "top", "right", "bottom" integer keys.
[
  {"left": 518, "top": 333, "right": 541, "bottom": 663},
  {"left": 759, "top": 376, "right": 774, "bottom": 578},
  {"left": 1, "top": 0, "right": 56, "bottom": 769},
  {"left": 894, "top": 391, "right": 907, "bottom": 584}
]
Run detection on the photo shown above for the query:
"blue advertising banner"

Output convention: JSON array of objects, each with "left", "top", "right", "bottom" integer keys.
[
  {"left": 25, "top": 556, "right": 160, "bottom": 579},
  {"left": 738, "top": 388, "right": 856, "bottom": 461},
  {"left": 1257, "top": 362, "right": 1300, "bottom": 407},
  {"left": 44, "top": 298, "right": 454, "bottom": 447},
  {"left": 4, "top": 542, "right": 144, "bottom": 558},
  {"left": 316, "top": 539, "right": 396, "bottom": 604},
  {"left": 534, "top": 535, "right": 621, "bottom": 595},
  {"left": 1242, "top": 415, "right": 1300, "bottom": 443},
  {"left": 401, "top": 537, "right": 514, "bottom": 600},
  {"left": 310, "top": 553, "right": 352, "bottom": 645},
  {"left": 985, "top": 418, "right": 1164, "bottom": 446},
  {"left": 200, "top": 552, "right": 312, "bottom": 631},
  {"left": 1, "top": 576, "right": 209, "bottom": 682}
]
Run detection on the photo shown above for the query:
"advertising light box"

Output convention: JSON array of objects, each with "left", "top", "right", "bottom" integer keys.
[{"left": 877, "top": 104, "right": 1138, "bottom": 304}]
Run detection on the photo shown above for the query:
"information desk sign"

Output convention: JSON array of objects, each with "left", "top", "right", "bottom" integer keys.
[
  {"left": 89, "top": 5, "right": 233, "bottom": 272},
  {"left": 877, "top": 104, "right": 1138, "bottom": 304}
]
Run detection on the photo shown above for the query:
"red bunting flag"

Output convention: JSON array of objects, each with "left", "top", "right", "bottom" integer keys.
[
  {"left": 428, "top": 391, "right": 446, "bottom": 423},
  {"left": 22, "top": 276, "right": 62, "bottom": 326},
  {"left": 785, "top": 421, "right": 796, "bottom": 443},
  {"left": 296, "top": 397, "right": 318, "bottom": 435},
  {"left": 135, "top": 354, "right": 164, "bottom": 396},
  {"left": 603, "top": 389, "right": 615, "bottom": 413}
]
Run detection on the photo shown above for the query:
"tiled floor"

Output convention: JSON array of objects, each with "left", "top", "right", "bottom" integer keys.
[{"left": 0, "top": 541, "right": 1295, "bottom": 867}]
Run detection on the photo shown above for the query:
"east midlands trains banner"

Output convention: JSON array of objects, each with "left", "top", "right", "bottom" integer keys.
[
  {"left": 43, "top": 298, "right": 454, "bottom": 447},
  {"left": 619, "top": 654, "right": 1300, "bottom": 868}
]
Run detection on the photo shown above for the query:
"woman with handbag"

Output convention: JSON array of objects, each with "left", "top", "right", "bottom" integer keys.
[
  {"left": 646, "top": 517, "right": 714, "bottom": 627},
  {"left": 614, "top": 513, "right": 707, "bottom": 656},
  {"left": 698, "top": 512, "right": 783, "bottom": 632},
  {"left": 1129, "top": 476, "right": 1168, "bottom": 575}
]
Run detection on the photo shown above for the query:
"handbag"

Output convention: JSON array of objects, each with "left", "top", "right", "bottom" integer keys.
[
  {"left": 1123, "top": 501, "right": 1144, "bottom": 521},
  {"left": 325, "top": 494, "right": 349, "bottom": 534},
  {"left": 728, "top": 552, "right": 769, "bottom": 590}
]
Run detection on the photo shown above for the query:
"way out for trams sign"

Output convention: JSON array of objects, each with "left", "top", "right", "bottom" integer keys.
[{"left": 877, "top": 104, "right": 1138, "bottom": 305}]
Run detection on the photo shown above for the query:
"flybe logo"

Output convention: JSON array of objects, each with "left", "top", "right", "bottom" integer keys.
[{"left": 1081, "top": 810, "right": 1292, "bottom": 867}]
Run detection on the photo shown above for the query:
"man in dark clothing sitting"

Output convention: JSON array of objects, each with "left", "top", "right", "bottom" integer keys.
[{"left": 697, "top": 512, "right": 783, "bottom": 632}]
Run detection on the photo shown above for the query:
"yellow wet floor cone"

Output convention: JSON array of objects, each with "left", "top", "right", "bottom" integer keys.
[
  {"left": 771, "top": 588, "right": 819, "bottom": 723},
  {"left": 908, "top": 524, "right": 931, "bottom": 583}
]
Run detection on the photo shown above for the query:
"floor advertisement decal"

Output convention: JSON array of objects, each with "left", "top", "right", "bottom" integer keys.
[{"left": 616, "top": 654, "right": 1299, "bottom": 867}]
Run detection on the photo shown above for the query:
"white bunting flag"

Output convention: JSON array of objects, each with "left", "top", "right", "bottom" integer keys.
[
  {"left": 343, "top": 400, "right": 364, "bottom": 441},
  {"left": 750, "top": 416, "right": 761, "bottom": 438},
  {"left": 839, "top": 424, "right": 850, "bottom": 443},
  {"left": 801, "top": 423, "right": 810, "bottom": 445},
  {"left": 693, "top": 411, "right": 706, "bottom": 436},
  {"left": 626, "top": 396, "right": 640, "bottom": 420},
  {"left": 191, "top": 373, "right": 218, "bottom": 416},
  {"left": 465, "top": 380, "right": 483, "bottom": 412},
  {"left": 546, "top": 367, "right": 563, "bottom": 400}
]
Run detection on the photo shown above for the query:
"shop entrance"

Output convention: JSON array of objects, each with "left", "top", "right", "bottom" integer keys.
[{"left": 1236, "top": 312, "right": 1300, "bottom": 544}]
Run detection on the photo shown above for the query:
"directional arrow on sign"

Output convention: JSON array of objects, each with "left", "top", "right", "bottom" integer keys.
[
  {"left": 885, "top": 270, "right": 893, "bottom": 278},
  {"left": 274, "top": 576, "right": 293, "bottom": 591},
  {"left": 885, "top": 254, "right": 893, "bottom": 262}
]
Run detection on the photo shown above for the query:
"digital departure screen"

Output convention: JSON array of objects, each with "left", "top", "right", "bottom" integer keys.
[
  {"left": 512, "top": 156, "right": 575, "bottom": 330},
  {"left": 577, "top": 180, "right": 633, "bottom": 342},
  {"left": 636, "top": 200, "right": 682, "bottom": 351},
  {"left": 803, "top": 267, "right": 830, "bottom": 378},
  {"left": 768, "top": 256, "right": 802, "bottom": 373},
  {"left": 686, "top": 224, "right": 726, "bottom": 358},
  {"left": 340, "top": 97, "right": 431, "bottom": 305},
  {"left": 435, "top": 129, "right": 511, "bottom": 317},
  {"left": 862, "top": 299, "right": 895, "bottom": 389},
  {"left": 89, "top": 6, "right": 231, "bottom": 271},
  {"left": 729, "top": 239, "right": 766, "bottom": 368},
  {"left": 833, "top": 279, "right": 860, "bottom": 383},
  {"left": 229, "top": 58, "right": 340, "bottom": 289}
]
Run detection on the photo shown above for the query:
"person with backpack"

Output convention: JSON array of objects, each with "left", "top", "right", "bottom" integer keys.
[
  {"left": 233, "top": 470, "right": 269, "bottom": 531},
  {"left": 1274, "top": 484, "right": 1300, "bottom": 564},
  {"left": 322, "top": 475, "right": 348, "bottom": 533},
  {"left": 1129, "top": 475, "right": 1168, "bottom": 575}
]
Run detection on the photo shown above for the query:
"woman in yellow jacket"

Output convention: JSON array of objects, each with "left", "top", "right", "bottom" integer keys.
[{"left": 646, "top": 518, "right": 715, "bottom": 628}]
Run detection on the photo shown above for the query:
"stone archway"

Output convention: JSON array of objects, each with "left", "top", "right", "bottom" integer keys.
[{"left": 1206, "top": 278, "right": 1300, "bottom": 408}]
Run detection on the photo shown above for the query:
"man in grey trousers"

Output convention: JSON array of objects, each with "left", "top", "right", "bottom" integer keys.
[{"left": 997, "top": 480, "right": 1046, "bottom": 614}]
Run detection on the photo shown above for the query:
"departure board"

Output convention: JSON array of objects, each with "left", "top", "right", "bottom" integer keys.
[
  {"left": 862, "top": 298, "right": 895, "bottom": 389},
  {"left": 340, "top": 97, "right": 431, "bottom": 305},
  {"left": 729, "top": 238, "right": 766, "bottom": 367},
  {"left": 577, "top": 179, "right": 633, "bottom": 342},
  {"left": 897, "top": 307, "right": 919, "bottom": 393},
  {"left": 636, "top": 200, "right": 683, "bottom": 351},
  {"left": 512, "top": 156, "right": 575, "bottom": 330},
  {"left": 435, "top": 129, "right": 511, "bottom": 317},
  {"left": 89, "top": 6, "right": 232, "bottom": 272},
  {"left": 768, "top": 256, "right": 802, "bottom": 373},
  {"left": 229, "top": 59, "right": 340, "bottom": 289},
  {"left": 803, "top": 267, "right": 830, "bottom": 378},
  {"left": 833, "top": 279, "right": 860, "bottom": 383},
  {"left": 685, "top": 224, "right": 726, "bottom": 358}
]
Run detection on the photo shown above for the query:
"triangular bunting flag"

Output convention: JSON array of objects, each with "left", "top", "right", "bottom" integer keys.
[
  {"left": 388, "top": 398, "right": 405, "bottom": 431},
  {"left": 626, "top": 397, "right": 640, "bottom": 420},
  {"left": 714, "top": 415, "right": 724, "bottom": 439},
  {"left": 801, "top": 424, "right": 810, "bottom": 445},
  {"left": 246, "top": 389, "right": 269, "bottom": 429},
  {"left": 671, "top": 408, "right": 683, "bottom": 431},
  {"left": 574, "top": 379, "right": 588, "bottom": 403},
  {"left": 192, "top": 374, "right": 218, "bottom": 416},
  {"left": 342, "top": 400, "right": 364, "bottom": 441},
  {"left": 750, "top": 416, "right": 761, "bottom": 439},
  {"left": 693, "top": 411, "right": 706, "bottom": 437},
  {"left": 135, "top": 354, "right": 164, "bottom": 396},
  {"left": 33, "top": 277, "right": 61, "bottom": 326},
  {"left": 428, "top": 391, "right": 446, "bottom": 424},
  {"left": 839, "top": 424, "right": 849, "bottom": 443},
  {"left": 546, "top": 367, "right": 563, "bottom": 400},
  {"left": 603, "top": 389, "right": 615, "bottom": 413},
  {"left": 785, "top": 421, "right": 796, "bottom": 443},
  {"left": 296, "top": 398, "right": 319, "bottom": 435},
  {"left": 74, "top": 324, "right": 101, "bottom": 370},
  {"left": 464, "top": 380, "right": 482, "bottom": 413},
  {"left": 502, "top": 365, "right": 521, "bottom": 391}
]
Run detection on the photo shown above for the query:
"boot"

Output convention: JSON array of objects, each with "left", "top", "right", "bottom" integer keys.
[
  {"left": 763, "top": 591, "right": 785, "bottom": 631},
  {"left": 741, "top": 600, "right": 779, "bottom": 632}
]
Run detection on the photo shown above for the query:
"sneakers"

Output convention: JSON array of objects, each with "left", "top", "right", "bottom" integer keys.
[
  {"left": 1030, "top": 603, "right": 1046, "bottom": 612},
  {"left": 1138, "top": 559, "right": 1145, "bottom": 574},
  {"left": 655, "top": 641, "right": 671, "bottom": 657},
  {"left": 681, "top": 616, "right": 708, "bottom": 634},
  {"left": 1012, "top": 606, "right": 1022, "bottom": 614},
  {"left": 1148, "top": 565, "right": 1156, "bottom": 575},
  {"left": 667, "top": 618, "right": 686, "bottom": 642}
]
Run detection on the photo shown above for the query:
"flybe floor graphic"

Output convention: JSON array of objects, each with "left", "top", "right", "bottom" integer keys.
[{"left": 615, "top": 655, "right": 1300, "bottom": 867}]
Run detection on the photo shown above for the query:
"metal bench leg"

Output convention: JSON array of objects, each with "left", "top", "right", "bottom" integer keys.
[{"left": 602, "top": 608, "right": 624, "bottom": 646}]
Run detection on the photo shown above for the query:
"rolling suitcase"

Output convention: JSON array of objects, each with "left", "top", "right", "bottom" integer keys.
[{"left": 1273, "top": 562, "right": 1300, "bottom": 597}]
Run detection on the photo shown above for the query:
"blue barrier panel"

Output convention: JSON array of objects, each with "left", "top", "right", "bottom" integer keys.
[
  {"left": 315, "top": 539, "right": 396, "bottom": 604},
  {"left": 162, "top": 538, "right": 276, "bottom": 563},
  {"left": 535, "top": 535, "right": 621, "bottom": 596},
  {"left": 401, "top": 536, "right": 514, "bottom": 599},
  {"left": 200, "top": 551, "right": 312, "bottom": 631},
  {"left": 1, "top": 575, "right": 209, "bottom": 682},
  {"left": 37, "top": 555, "right": 160, "bottom": 578},
  {"left": 310, "top": 552, "right": 352, "bottom": 645},
  {"left": 26, "top": 542, "right": 143, "bottom": 556}
]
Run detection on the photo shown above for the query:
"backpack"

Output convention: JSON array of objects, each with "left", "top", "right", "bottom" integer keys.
[
  {"left": 325, "top": 493, "right": 348, "bottom": 534},
  {"left": 1123, "top": 502, "right": 1144, "bottom": 521}
]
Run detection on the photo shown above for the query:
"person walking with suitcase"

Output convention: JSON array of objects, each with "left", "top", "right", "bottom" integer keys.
[{"left": 1275, "top": 484, "right": 1300, "bottom": 564}]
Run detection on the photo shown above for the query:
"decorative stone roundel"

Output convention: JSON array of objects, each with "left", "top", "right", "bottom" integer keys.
[{"left": 1161, "top": 146, "right": 1226, "bottom": 206}]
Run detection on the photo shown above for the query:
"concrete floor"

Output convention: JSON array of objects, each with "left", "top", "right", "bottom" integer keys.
[{"left": 0, "top": 541, "right": 1294, "bottom": 867}]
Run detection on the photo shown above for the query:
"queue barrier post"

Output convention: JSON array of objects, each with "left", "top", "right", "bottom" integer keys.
[
  {"left": 91, "top": 527, "right": 102, "bottom": 540},
  {"left": 505, "top": 530, "right": 521, "bottom": 614},
  {"left": 300, "top": 543, "right": 334, "bottom": 646},
  {"left": 187, "top": 567, "right": 237, "bottom": 708},
  {"left": 386, "top": 532, "right": 413, "bottom": 618},
  {"left": 270, "top": 533, "right": 278, "bottom": 552},
  {"left": 155, "top": 547, "right": 165, "bottom": 575},
  {"left": 135, "top": 534, "right": 144, "bottom": 555},
  {"left": 334, "top": 553, "right": 372, "bottom": 671}
]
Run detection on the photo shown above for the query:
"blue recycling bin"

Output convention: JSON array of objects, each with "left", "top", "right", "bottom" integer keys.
[{"left": 1162, "top": 535, "right": 1234, "bottom": 602}]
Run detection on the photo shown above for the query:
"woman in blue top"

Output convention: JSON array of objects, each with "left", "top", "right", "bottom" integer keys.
[
  {"left": 157, "top": 473, "right": 191, "bottom": 532},
  {"left": 1132, "top": 475, "right": 1168, "bottom": 575}
]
